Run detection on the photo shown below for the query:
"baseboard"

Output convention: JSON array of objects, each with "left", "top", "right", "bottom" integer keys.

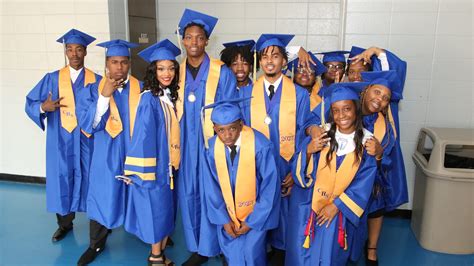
[
  {"left": 0, "top": 173, "right": 46, "bottom": 184},
  {"left": 385, "top": 209, "right": 412, "bottom": 219}
]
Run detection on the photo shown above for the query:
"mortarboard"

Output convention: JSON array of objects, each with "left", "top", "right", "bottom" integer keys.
[
  {"left": 138, "top": 39, "right": 181, "bottom": 63},
  {"left": 97, "top": 39, "right": 139, "bottom": 57}
]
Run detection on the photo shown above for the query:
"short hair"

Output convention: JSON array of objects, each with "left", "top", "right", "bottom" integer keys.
[
  {"left": 256, "top": 46, "right": 288, "bottom": 71},
  {"left": 182, "top": 22, "right": 209, "bottom": 39},
  {"left": 220, "top": 45, "right": 253, "bottom": 68}
]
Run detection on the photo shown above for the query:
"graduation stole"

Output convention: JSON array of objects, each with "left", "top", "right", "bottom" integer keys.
[
  {"left": 176, "top": 57, "right": 224, "bottom": 141},
  {"left": 159, "top": 100, "right": 181, "bottom": 190},
  {"left": 58, "top": 66, "right": 96, "bottom": 134},
  {"left": 309, "top": 82, "right": 322, "bottom": 111},
  {"left": 373, "top": 112, "right": 386, "bottom": 142},
  {"left": 303, "top": 146, "right": 361, "bottom": 249},
  {"left": 250, "top": 75, "right": 297, "bottom": 162},
  {"left": 214, "top": 126, "right": 256, "bottom": 228},
  {"left": 97, "top": 76, "right": 141, "bottom": 138}
]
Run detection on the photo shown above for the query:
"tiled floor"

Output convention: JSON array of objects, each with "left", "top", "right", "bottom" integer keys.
[{"left": 0, "top": 181, "right": 472, "bottom": 266}]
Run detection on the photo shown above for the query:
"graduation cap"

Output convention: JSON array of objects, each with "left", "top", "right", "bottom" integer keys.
[
  {"left": 56, "top": 29, "right": 96, "bottom": 47},
  {"left": 97, "top": 39, "right": 139, "bottom": 57},
  {"left": 222, "top": 39, "right": 255, "bottom": 49},
  {"left": 255, "top": 34, "right": 294, "bottom": 52},
  {"left": 287, "top": 51, "right": 327, "bottom": 76},
  {"left": 138, "top": 39, "right": 181, "bottom": 63},
  {"left": 361, "top": 70, "right": 402, "bottom": 101},
  {"left": 326, "top": 82, "right": 369, "bottom": 105},
  {"left": 316, "top": 51, "right": 350, "bottom": 64},
  {"left": 178, "top": 9, "right": 218, "bottom": 38}
]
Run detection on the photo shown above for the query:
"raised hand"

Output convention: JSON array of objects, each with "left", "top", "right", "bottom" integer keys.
[
  {"left": 365, "top": 137, "right": 383, "bottom": 160},
  {"left": 307, "top": 132, "right": 331, "bottom": 154},
  {"left": 297, "top": 47, "right": 316, "bottom": 72},
  {"left": 101, "top": 72, "right": 125, "bottom": 97},
  {"left": 41, "top": 92, "right": 66, "bottom": 112}
]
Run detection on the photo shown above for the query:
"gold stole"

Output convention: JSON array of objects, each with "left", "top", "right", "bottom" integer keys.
[
  {"left": 250, "top": 75, "right": 297, "bottom": 162},
  {"left": 373, "top": 112, "right": 386, "bottom": 142},
  {"left": 97, "top": 76, "right": 141, "bottom": 138},
  {"left": 214, "top": 126, "right": 256, "bottom": 228},
  {"left": 58, "top": 66, "right": 96, "bottom": 134},
  {"left": 159, "top": 100, "right": 181, "bottom": 190},
  {"left": 309, "top": 82, "right": 322, "bottom": 110},
  {"left": 311, "top": 147, "right": 360, "bottom": 214},
  {"left": 176, "top": 57, "right": 224, "bottom": 141},
  {"left": 387, "top": 105, "right": 397, "bottom": 139}
]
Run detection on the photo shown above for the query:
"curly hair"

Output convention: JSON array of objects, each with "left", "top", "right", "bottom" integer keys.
[
  {"left": 220, "top": 45, "right": 254, "bottom": 68},
  {"left": 142, "top": 60, "right": 180, "bottom": 104},
  {"left": 325, "top": 100, "right": 365, "bottom": 166}
]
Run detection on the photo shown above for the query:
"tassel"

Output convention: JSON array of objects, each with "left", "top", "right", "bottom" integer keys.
[
  {"left": 170, "top": 176, "right": 174, "bottom": 190},
  {"left": 303, "top": 235, "right": 311, "bottom": 249},
  {"left": 337, "top": 212, "right": 345, "bottom": 248},
  {"left": 302, "top": 211, "right": 314, "bottom": 248},
  {"left": 344, "top": 232, "right": 348, "bottom": 250},
  {"left": 253, "top": 50, "right": 257, "bottom": 81}
]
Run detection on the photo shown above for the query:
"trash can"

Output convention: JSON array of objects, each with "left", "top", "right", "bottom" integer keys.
[{"left": 411, "top": 127, "right": 474, "bottom": 254}]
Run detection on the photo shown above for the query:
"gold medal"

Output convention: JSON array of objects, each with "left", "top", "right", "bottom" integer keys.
[{"left": 188, "top": 92, "right": 196, "bottom": 103}]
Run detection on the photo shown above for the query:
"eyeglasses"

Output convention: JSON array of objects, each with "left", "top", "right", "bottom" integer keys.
[
  {"left": 296, "top": 67, "right": 315, "bottom": 74},
  {"left": 326, "top": 64, "right": 345, "bottom": 70}
]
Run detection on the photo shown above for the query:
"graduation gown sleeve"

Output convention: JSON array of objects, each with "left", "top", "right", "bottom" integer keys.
[{"left": 25, "top": 73, "right": 54, "bottom": 130}]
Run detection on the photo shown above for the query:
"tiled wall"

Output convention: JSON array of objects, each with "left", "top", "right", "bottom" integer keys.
[
  {"left": 0, "top": 0, "right": 114, "bottom": 176},
  {"left": 344, "top": 0, "right": 473, "bottom": 209},
  {"left": 156, "top": 0, "right": 345, "bottom": 58}
]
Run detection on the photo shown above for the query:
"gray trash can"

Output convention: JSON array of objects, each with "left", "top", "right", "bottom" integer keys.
[{"left": 411, "top": 127, "right": 474, "bottom": 254}]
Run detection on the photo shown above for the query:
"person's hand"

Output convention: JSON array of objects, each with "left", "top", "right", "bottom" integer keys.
[
  {"left": 306, "top": 125, "right": 325, "bottom": 139},
  {"left": 236, "top": 221, "right": 251, "bottom": 236},
  {"left": 365, "top": 137, "right": 383, "bottom": 159},
  {"left": 281, "top": 173, "right": 294, "bottom": 197},
  {"left": 297, "top": 47, "right": 316, "bottom": 72},
  {"left": 334, "top": 71, "right": 344, "bottom": 83},
  {"left": 317, "top": 203, "right": 339, "bottom": 227},
  {"left": 307, "top": 132, "right": 331, "bottom": 154},
  {"left": 101, "top": 72, "right": 125, "bottom": 97},
  {"left": 223, "top": 222, "right": 237, "bottom": 238},
  {"left": 349, "top": 46, "right": 384, "bottom": 66},
  {"left": 41, "top": 92, "right": 66, "bottom": 112}
]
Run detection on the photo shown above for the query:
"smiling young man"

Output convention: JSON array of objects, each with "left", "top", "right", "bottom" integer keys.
[
  {"left": 75, "top": 39, "right": 141, "bottom": 265},
  {"left": 239, "top": 34, "right": 310, "bottom": 265},
  {"left": 203, "top": 99, "right": 280, "bottom": 265},
  {"left": 175, "top": 9, "right": 238, "bottom": 266},
  {"left": 25, "top": 29, "right": 101, "bottom": 243},
  {"left": 220, "top": 40, "right": 255, "bottom": 89}
]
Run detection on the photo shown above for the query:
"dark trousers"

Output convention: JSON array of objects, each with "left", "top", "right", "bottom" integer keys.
[
  {"left": 56, "top": 213, "right": 75, "bottom": 229},
  {"left": 89, "top": 219, "right": 109, "bottom": 249}
]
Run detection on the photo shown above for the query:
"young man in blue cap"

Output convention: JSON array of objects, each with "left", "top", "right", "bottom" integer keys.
[
  {"left": 287, "top": 52, "right": 327, "bottom": 111},
  {"left": 175, "top": 9, "right": 238, "bottom": 266},
  {"left": 239, "top": 33, "right": 310, "bottom": 265},
  {"left": 203, "top": 98, "right": 280, "bottom": 265},
  {"left": 25, "top": 29, "right": 101, "bottom": 242},
  {"left": 220, "top": 40, "right": 255, "bottom": 89},
  {"left": 75, "top": 39, "right": 141, "bottom": 265}
]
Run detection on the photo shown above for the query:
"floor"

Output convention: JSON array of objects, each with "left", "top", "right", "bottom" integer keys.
[{"left": 0, "top": 181, "right": 472, "bottom": 266}]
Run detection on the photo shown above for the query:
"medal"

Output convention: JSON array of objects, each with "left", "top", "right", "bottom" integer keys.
[
  {"left": 264, "top": 115, "right": 272, "bottom": 125},
  {"left": 188, "top": 92, "right": 196, "bottom": 102}
]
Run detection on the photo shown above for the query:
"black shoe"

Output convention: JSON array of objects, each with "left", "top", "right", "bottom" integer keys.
[
  {"left": 220, "top": 254, "right": 228, "bottom": 266},
  {"left": 270, "top": 248, "right": 285, "bottom": 266},
  {"left": 181, "top": 253, "right": 208, "bottom": 266},
  {"left": 77, "top": 246, "right": 104, "bottom": 266},
  {"left": 148, "top": 252, "right": 167, "bottom": 266},
  {"left": 51, "top": 227, "right": 72, "bottom": 242},
  {"left": 166, "top": 237, "right": 174, "bottom": 247},
  {"left": 365, "top": 241, "right": 379, "bottom": 266}
]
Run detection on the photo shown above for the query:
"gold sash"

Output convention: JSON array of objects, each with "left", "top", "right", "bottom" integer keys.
[
  {"left": 214, "top": 126, "right": 256, "bottom": 228},
  {"left": 309, "top": 82, "right": 322, "bottom": 111},
  {"left": 97, "top": 76, "right": 141, "bottom": 138},
  {"left": 176, "top": 57, "right": 224, "bottom": 141},
  {"left": 373, "top": 112, "right": 386, "bottom": 143},
  {"left": 250, "top": 75, "right": 297, "bottom": 161},
  {"left": 159, "top": 100, "right": 181, "bottom": 190},
  {"left": 58, "top": 66, "right": 96, "bottom": 134},
  {"left": 311, "top": 147, "right": 360, "bottom": 214}
]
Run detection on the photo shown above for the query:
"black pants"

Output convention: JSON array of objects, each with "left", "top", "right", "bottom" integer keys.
[
  {"left": 89, "top": 219, "right": 109, "bottom": 249},
  {"left": 56, "top": 213, "right": 75, "bottom": 229}
]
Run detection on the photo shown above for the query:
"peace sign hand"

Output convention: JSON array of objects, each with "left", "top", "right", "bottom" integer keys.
[{"left": 41, "top": 92, "right": 66, "bottom": 112}]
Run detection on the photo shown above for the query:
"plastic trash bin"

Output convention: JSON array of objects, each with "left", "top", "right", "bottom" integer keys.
[{"left": 411, "top": 127, "right": 474, "bottom": 254}]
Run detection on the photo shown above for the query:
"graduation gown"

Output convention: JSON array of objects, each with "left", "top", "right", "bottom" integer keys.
[
  {"left": 121, "top": 91, "right": 175, "bottom": 244},
  {"left": 286, "top": 136, "right": 377, "bottom": 266},
  {"left": 204, "top": 128, "right": 280, "bottom": 265},
  {"left": 76, "top": 77, "right": 143, "bottom": 229},
  {"left": 25, "top": 68, "right": 101, "bottom": 215},
  {"left": 239, "top": 77, "right": 310, "bottom": 250},
  {"left": 178, "top": 54, "right": 238, "bottom": 256}
]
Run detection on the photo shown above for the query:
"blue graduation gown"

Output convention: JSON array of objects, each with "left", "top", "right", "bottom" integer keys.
[
  {"left": 25, "top": 69, "right": 101, "bottom": 215},
  {"left": 286, "top": 136, "right": 377, "bottom": 266},
  {"left": 204, "top": 129, "right": 280, "bottom": 265},
  {"left": 76, "top": 78, "right": 143, "bottom": 229},
  {"left": 178, "top": 55, "right": 238, "bottom": 256},
  {"left": 122, "top": 91, "right": 175, "bottom": 244},
  {"left": 239, "top": 81, "right": 310, "bottom": 250}
]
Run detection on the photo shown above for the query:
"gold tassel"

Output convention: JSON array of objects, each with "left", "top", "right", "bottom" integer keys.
[
  {"left": 170, "top": 176, "right": 174, "bottom": 190},
  {"left": 344, "top": 232, "right": 348, "bottom": 250},
  {"left": 303, "top": 235, "right": 311, "bottom": 249},
  {"left": 253, "top": 50, "right": 257, "bottom": 81}
]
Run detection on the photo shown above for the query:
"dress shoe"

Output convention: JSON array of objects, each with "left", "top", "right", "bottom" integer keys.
[
  {"left": 77, "top": 246, "right": 104, "bottom": 266},
  {"left": 182, "top": 252, "right": 208, "bottom": 266},
  {"left": 51, "top": 227, "right": 72, "bottom": 242}
]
